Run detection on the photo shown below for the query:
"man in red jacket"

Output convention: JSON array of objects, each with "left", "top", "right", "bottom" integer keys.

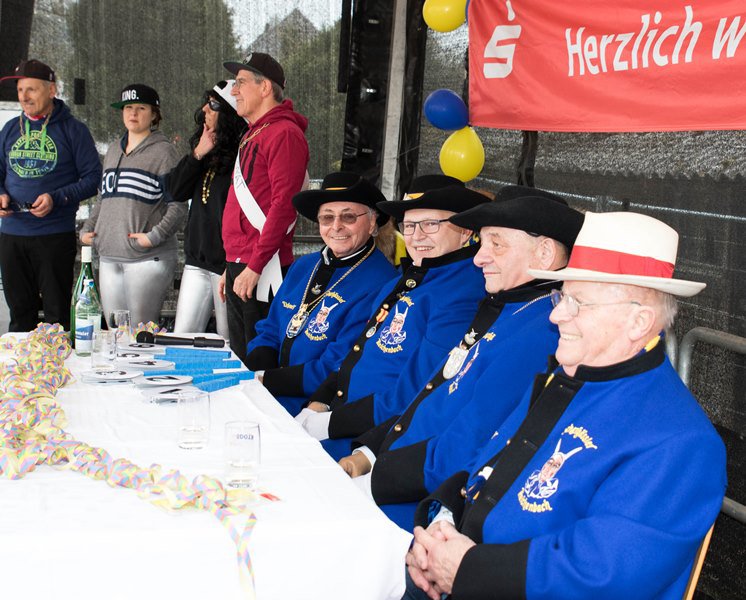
[{"left": 221, "top": 52, "right": 309, "bottom": 363}]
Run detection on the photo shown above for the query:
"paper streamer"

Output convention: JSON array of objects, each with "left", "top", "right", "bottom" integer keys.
[{"left": 0, "top": 323, "right": 263, "bottom": 596}]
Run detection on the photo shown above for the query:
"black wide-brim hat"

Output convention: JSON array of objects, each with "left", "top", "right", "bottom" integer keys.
[
  {"left": 292, "top": 171, "right": 389, "bottom": 226},
  {"left": 377, "top": 184, "right": 489, "bottom": 221},
  {"left": 450, "top": 186, "right": 585, "bottom": 249}
]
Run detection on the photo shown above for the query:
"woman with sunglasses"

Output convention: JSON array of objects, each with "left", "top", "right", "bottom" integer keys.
[
  {"left": 246, "top": 171, "right": 397, "bottom": 415},
  {"left": 169, "top": 81, "right": 247, "bottom": 339},
  {"left": 80, "top": 84, "right": 186, "bottom": 328}
]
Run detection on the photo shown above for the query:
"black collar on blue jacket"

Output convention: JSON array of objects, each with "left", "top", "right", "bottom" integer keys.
[
  {"left": 321, "top": 236, "right": 375, "bottom": 267},
  {"left": 487, "top": 278, "right": 555, "bottom": 306},
  {"left": 416, "top": 244, "right": 479, "bottom": 269},
  {"left": 398, "top": 243, "right": 479, "bottom": 272},
  {"left": 561, "top": 339, "right": 666, "bottom": 383}
]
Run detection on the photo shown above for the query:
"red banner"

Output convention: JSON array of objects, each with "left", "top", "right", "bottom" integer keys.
[{"left": 468, "top": 1, "right": 746, "bottom": 131}]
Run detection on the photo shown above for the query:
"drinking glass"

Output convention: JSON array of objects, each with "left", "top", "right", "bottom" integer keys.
[
  {"left": 91, "top": 330, "right": 117, "bottom": 368},
  {"left": 224, "top": 421, "right": 261, "bottom": 489},
  {"left": 111, "top": 309, "right": 131, "bottom": 348},
  {"left": 177, "top": 390, "right": 210, "bottom": 449}
]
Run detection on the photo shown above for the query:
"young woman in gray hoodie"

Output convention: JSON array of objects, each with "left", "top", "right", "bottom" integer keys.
[{"left": 80, "top": 84, "right": 186, "bottom": 327}]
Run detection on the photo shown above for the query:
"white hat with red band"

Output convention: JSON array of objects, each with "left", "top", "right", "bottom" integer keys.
[{"left": 528, "top": 211, "right": 706, "bottom": 297}]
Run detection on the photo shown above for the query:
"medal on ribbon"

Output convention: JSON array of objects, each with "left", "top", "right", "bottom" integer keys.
[
  {"left": 286, "top": 306, "right": 309, "bottom": 338},
  {"left": 443, "top": 345, "right": 468, "bottom": 379},
  {"left": 442, "top": 328, "right": 478, "bottom": 379},
  {"left": 365, "top": 306, "right": 389, "bottom": 339}
]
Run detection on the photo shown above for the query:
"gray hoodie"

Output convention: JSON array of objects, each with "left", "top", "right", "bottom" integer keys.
[{"left": 81, "top": 130, "right": 186, "bottom": 262}]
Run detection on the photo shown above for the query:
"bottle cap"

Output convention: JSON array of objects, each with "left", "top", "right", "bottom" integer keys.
[{"left": 81, "top": 246, "right": 92, "bottom": 263}]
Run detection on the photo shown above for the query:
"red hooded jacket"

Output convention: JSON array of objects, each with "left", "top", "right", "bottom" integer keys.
[{"left": 222, "top": 99, "right": 309, "bottom": 273}]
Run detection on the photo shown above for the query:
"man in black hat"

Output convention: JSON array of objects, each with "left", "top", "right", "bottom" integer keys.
[
  {"left": 294, "top": 177, "right": 489, "bottom": 456},
  {"left": 245, "top": 171, "right": 397, "bottom": 416},
  {"left": 337, "top": 187, "right": 584, "bottom": 531},
  {"left": 0, "top": 59, "right": 101, "bottom": 331},
  {"left": 220, "top": 52, "right": 309, "bottom": 362}
]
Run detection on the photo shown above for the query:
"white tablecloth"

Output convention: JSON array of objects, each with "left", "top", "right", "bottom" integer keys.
[{"left": 0, "top": 353, "right": 412, "bottom": 599}]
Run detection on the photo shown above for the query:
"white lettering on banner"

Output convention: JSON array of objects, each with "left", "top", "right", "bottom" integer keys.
[
  {"left": 483, "top": 1, "right": 521, "bottom": 79},
  {"left": 566, "top": 5, "right": 706, "bottom": 76},
  {"left": 713, "top": 16, "right": 746, "bottom": 59}
]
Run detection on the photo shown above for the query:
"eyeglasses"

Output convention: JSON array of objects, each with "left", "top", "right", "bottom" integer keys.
[
  {"left": 207, "top": 98, "right": 222, "bottom": 111},
  {"left": 397, "top": 219, "right": 449, "bottom": 235},
  {"left": 317, "top": 211, "right": 370, "bottom": 226},
  {"left": 550, "top": 289, "right": 641, "bottom": 317}
]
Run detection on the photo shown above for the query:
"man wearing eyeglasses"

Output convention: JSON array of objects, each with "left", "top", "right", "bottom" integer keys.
[
  {"left": 334, "top": 187, "right": 583, "bottom": 528},
  {"left": 220, "top": 52, "right": 309, "bottom": 363},
  {"left": 295, "top": 176, "right": 489, "bottom": 446},
  {"left": 402, "top": 212, "right": 726, "bottom": 600}
]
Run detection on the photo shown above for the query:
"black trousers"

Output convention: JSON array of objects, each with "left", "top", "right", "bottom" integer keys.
[
  {"left": 0, "top": 231, "right": 77, "bottom": 332},
  {"left": 225, "top": 262, "right": 285, "bottom": 366}
]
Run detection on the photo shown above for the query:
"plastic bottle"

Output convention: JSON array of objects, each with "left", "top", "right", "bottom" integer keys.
[
  {"left": 70, "top": 246, "right": 100, "bottom": 346},
  {"left": 74, "top": 280, "right": 102, "bottom": 356}
]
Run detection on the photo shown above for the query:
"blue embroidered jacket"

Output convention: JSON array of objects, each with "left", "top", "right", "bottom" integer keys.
[
  {"left": 247, "top": 239, "right": 396, "bottom": 415},
  {"left": 364, "top": 285, "right": 559, "bottom": 508},
  {"left": 416, "top": 343, "right": 726, "bottom": 600},
  {"left": 319, "top": 245, "right": 485, "bottom": 439}
]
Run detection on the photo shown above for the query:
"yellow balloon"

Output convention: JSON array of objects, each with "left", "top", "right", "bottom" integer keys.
[
  {"left": 423, "top": 0, "right": 467, "bottom": 33},
  {"left": 439, "top": 126, "right": 485, "bottom": 182}
]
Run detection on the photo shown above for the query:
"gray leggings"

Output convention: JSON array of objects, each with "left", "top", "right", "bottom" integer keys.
[
  {"left": 173, "top": 264, "right": 229, "bottom": 340},
  {"left": 99, "top": 256, "right": 176, "bottom": 328}
]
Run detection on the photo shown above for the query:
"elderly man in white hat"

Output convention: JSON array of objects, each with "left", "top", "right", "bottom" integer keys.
[{"left": 403, "top": 211, "right": 726, "bottom": 600}]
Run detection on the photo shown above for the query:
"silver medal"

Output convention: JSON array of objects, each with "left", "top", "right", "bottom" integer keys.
[
  {"left": 365, "top": 326, "right": 377, "bottom": 338},
  {"left": 286, "top": 309, "right": 309, "bottom": 338},
  {"left": 443, "top": 345, "right": 469, "bottom": 379}
]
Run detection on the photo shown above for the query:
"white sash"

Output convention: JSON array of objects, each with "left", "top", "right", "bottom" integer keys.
[{"left": 232, "top": 152, "right": 308, "bottom": 301}]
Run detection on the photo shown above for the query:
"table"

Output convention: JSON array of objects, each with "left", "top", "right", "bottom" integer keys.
[{"left": 0, "top": 351, "right": 412, "bottom": 599}]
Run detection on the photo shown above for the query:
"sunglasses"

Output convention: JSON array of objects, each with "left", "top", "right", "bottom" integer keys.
[
  {"left": 317, "top": 211, "right": 370, "bottom": 226},
  {"left": 207, "top": 98, "right": 222, "bottom": 111}
]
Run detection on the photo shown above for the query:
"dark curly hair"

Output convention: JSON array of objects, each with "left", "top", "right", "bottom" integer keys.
[{"left": 188, "top": 89, "right": 247, "bottom": 175}]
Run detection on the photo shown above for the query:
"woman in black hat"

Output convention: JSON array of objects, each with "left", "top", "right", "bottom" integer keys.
[
  {"left": 80, "top": 83, "right": 186, "bottom": 328},
  {"left": 246, "top": 171, "right": 398, "bottom": 416},
  {"left": 169, "top": 81, "right": 247, "bottom": 340}
]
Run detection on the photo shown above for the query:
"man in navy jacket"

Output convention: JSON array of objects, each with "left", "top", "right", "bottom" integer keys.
[{"left": 0, "top": 59, "right": 101, "bottom": 331}]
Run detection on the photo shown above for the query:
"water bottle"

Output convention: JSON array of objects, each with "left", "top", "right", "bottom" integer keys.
[
  {"left": 70, "top": 246, "right": 100, "bottom": 346},
  {"left": 74, "top": 280, "right": 102, "bottom": 356}
]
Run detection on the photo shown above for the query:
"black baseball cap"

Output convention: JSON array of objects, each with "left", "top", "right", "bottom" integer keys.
[
  {"left": 0, "top": 59, "right": 55, "bottom": 83},
  {"left": 224, "top": 52, "right": 286, "bottom": 89},
  {"left": 111, "top": 83, "right": 160, "bottom": 109}
]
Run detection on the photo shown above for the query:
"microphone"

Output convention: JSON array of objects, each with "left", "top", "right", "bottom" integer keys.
[{"left": 135, "top": 331, "right": 226, "bottom": 348}]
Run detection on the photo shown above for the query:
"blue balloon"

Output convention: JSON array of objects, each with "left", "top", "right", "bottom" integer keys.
[{"left": 424, "top": 89, "right": 469, "bottom": 131}]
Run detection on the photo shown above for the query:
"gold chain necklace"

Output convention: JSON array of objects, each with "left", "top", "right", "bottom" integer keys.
[
  {"left": 201, "top": 168, "right": 216, "bottom": 204},
  {"left": 286, "top": 243, "right": 376, "bottom": 338},
  {"left": 238, "top": 122, "right": 270, "bottom": 150}
]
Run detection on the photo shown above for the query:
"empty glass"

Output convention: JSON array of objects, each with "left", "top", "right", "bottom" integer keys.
[
  {"left": 177, "top": 390, "right": 210, "bottom": 450},
  {"left": 224, "top": 421, "right": 261, "bottom": 489},
  {"left": 91, "top": 330, "right": 117, "bottom": 368},
  {"left": 111, "top": 309, "right": 131, "bottom": 348}
]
